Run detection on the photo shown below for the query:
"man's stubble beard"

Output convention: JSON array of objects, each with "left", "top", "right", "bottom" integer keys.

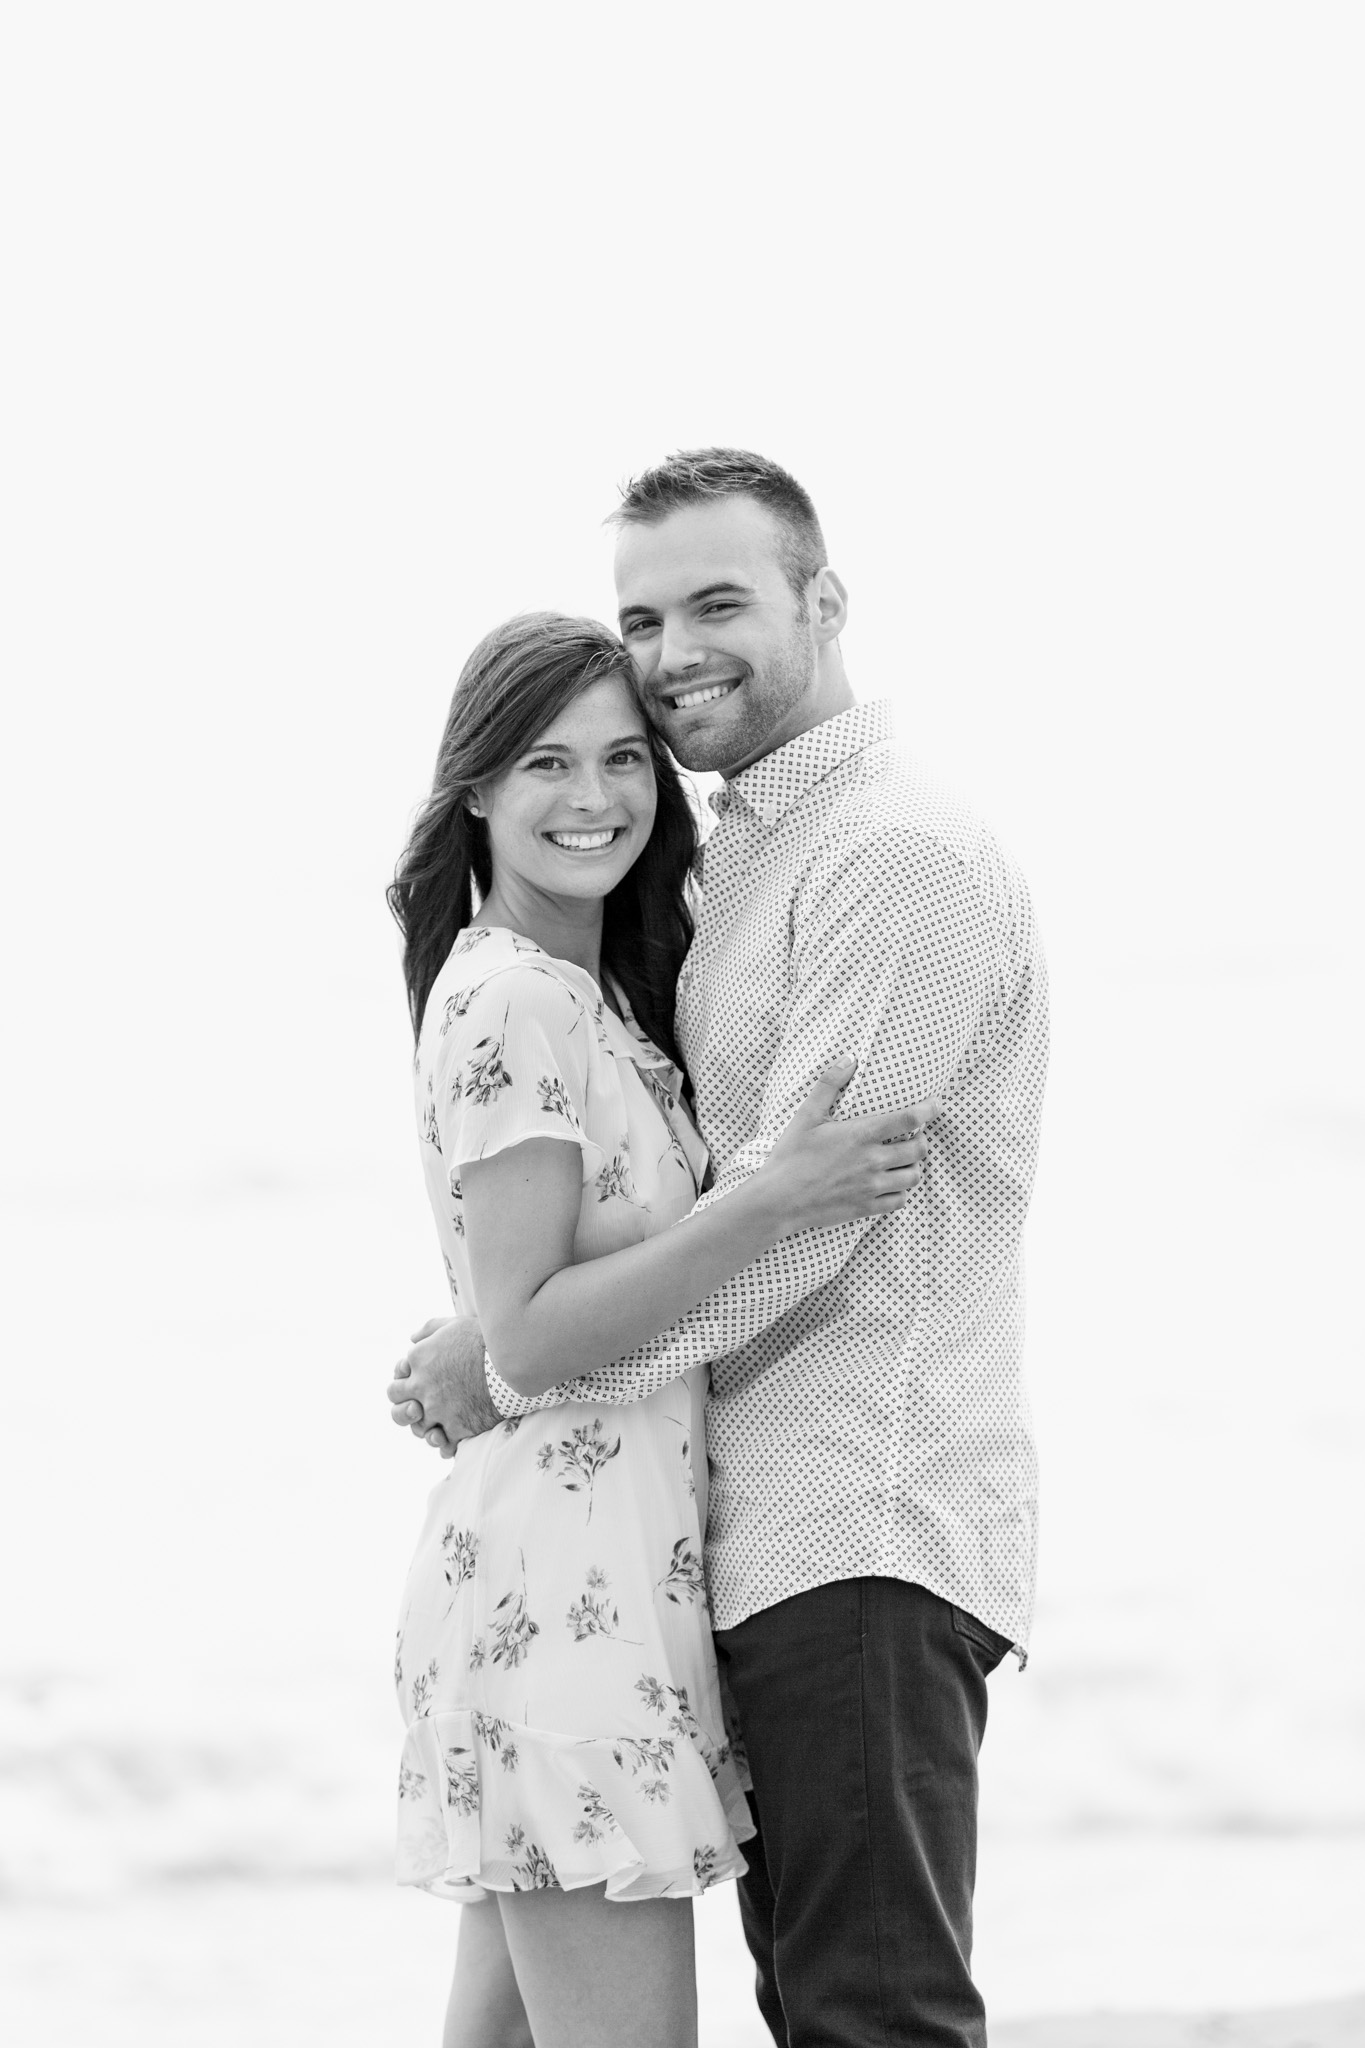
[{"left": 665, "top": 611, "right": 816, "bottom": 777}]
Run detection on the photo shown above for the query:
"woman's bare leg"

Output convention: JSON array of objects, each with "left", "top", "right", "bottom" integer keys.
[
  {"left": 443, "top": 1896, "right": 534, "bottom": 2048},
  {"left": 497, "top": 1886, "right": 697, "bottom": 2048}
]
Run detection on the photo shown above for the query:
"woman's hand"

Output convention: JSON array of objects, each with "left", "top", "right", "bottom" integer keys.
[{"left": 759, "top": 1056, "right": 937, "bottom": 1230}]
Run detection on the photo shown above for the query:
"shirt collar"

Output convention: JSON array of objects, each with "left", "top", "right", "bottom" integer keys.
[{"left": 710, "top": 700, "right": 893, "bottom": 828}]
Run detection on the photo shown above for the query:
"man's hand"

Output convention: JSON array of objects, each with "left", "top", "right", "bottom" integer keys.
[{"left": 386, "top": 1315, "right": 502, "bottom": 1456}]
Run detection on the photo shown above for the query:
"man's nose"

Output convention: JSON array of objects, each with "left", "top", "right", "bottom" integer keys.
[{"left": 657, "top": 614, "right": 705, "bottom": 680}]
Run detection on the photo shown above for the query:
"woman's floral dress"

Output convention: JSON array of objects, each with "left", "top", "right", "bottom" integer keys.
[{"left": 395, "top": 926, "right": 753, "bottom": 1901}]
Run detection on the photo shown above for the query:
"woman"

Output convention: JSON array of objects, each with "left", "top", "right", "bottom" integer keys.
[{"left": 387, "top": 613, "right": 925, "bottom": 2048}]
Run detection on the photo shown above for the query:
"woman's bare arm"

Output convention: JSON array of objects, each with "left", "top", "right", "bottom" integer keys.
[{"left": 463, "top": 1059, "right": 926, "bottom": 1398}]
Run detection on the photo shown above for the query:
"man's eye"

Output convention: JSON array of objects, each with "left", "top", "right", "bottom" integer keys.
[
  {"left": 702, "top": 601, "right": 738, "bottom": 616},
  {"left": 623, "top": 619, "right": 658, "bottom": 638}
]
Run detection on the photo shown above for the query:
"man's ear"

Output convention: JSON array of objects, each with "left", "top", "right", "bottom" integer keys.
[{"left": 813, "top": 568, "right": 849, "bottom": 643}]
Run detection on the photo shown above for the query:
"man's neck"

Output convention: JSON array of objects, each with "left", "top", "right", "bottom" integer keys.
[{"left": 722, "top": 665, "right": 857, "bottom": 782}]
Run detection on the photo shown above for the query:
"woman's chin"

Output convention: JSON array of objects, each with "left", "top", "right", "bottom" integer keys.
[{"left": 540, "top": 847, "right": 642, "bottom": 899}]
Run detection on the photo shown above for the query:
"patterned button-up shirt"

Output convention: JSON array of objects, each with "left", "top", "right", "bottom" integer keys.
[{"left": 487, "top": 701, "right": 1049, "bottom": 1649}]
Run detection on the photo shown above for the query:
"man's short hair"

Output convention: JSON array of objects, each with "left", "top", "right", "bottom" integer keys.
[{"left": 610, "top": 447, "right": 828, "bottom": 602}]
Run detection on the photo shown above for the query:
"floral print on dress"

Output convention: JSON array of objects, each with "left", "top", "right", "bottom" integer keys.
[
  {"left": 656, "top": 1539, "right": 707, "bottom": 1609},
  {"left": 397, "top": 928, "right": 747, "bottom": 1903},
  {"left": 420, "top": 1078, "right": 441, "bottom": 1153},
  {"left": 439, "top": 981, "right": 487, "bottom": 1034},
  {"left": 612, "top": 1732, "right": 676, "bottom": 1804},
  {"left": 464, "top": 1011, "right": 514, "bottom": 1108},
  {"left": 488, "top": 1553, "right": 539, "bottom": 1670},
  {"left": 506, "top": 1826, "right": 559, "bottom": 1889},
  {"left": 473, "top": 1712, "right": 520, "bottom": 1772},
  {"left": 441, "top": 1527, "right": 478, "bottom": 1610},
  {"left": 638, "top": 1066, "right": 692, "bottom": 1178},
  {"left": 573, "top": 1783, "right": 621, "bottom": 1846},
  {"left": 595, "top": 1142, "right": 641, "bottom": 1206},
  {"left": 541, "top": 1418, "right": 622, "bottom": 1522},
  {"left": 445, "top": 1748, "right": 480, "bottom": 1817},
  {"left": 566, "top": 1567, "right": 640, "bottom": 1645},
  {"left": 537, "top": 1073, "right": 584, "bottom": 1130},
  {"left": 411, "top": 1658, "right": 440, "bottom": 1717}
]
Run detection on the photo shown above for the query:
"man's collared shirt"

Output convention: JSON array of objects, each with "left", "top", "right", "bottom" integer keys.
[{"left": 488, "top": 701, "right": 1049, "bottom": 1648}]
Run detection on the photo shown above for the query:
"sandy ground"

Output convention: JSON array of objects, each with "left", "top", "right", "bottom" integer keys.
[
  {"left": 993, "top": 2005, "right": 1365, "bottom": 2048},
  {"left": 3, "top": 1844, "right": 1363, "bottom": 2047}
]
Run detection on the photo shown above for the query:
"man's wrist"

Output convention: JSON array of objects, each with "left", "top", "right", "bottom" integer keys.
[{"left": 484, "top": 1350, "right": 535, "bottom": 1420}]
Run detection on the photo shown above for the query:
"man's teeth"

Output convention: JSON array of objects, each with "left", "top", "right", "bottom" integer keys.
[
  {"left": 670, "top": 681, "right": 736, "bottom": 710},
  {"left": 547, "top": 829, "right": 620, "bottom": 850}
]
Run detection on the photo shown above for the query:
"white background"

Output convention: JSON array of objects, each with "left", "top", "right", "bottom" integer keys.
[{"left": 2, "top": 4, "right": 1362, "bottom": 2040}]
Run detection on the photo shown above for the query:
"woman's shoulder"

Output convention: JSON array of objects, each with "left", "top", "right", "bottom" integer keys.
[{"left": 423, "top": 930, "right": 601, "bottom": 1065}]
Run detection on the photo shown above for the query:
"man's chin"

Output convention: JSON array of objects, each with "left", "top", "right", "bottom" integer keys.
[
  {"left": 668, "top": 734, "right": 734, "bottom": 774},
  {"left": 658, "top": 708, "right": 755, "bottom": 776}
]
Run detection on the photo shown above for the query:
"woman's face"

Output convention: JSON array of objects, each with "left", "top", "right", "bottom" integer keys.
[{"left": 476, "top": 673, "right": 659, "bottom": 909}]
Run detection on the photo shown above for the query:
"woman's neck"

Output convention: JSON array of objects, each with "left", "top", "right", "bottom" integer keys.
[{"left": 476, "top": 880, "right": 604, "bottom": 986}]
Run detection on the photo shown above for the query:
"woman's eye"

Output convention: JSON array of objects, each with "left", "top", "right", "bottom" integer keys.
[
  {"left": 608, "top": 748, "right": 645, "bottom": 766},
  {"left": 524, "top": 755, "right": 564, "bottom": 771}
]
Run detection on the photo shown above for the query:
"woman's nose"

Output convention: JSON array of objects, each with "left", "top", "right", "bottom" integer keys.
[{"left": 567, "top": 766, "right": 610, "bottom": 811}]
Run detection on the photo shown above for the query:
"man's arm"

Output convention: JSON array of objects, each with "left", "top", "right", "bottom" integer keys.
[
  {"left": 390, "top": 1048, "right": 930, "bottom": 1444},
  {"left": 484, "top": 830, "right": 997, "bottom": 1418}
]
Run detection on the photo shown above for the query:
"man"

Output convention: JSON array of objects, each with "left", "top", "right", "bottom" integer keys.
[{"left": 390, "top": 449, "right": 1048, "bottom": 2047}]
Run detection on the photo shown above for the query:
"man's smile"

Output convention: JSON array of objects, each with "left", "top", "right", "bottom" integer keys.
[{"left": 661, "top": 677, "right": 742, "bottom": 712}]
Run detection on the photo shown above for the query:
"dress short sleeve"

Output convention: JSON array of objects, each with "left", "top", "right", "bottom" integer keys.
[{"left": 432, "top": 964, "right": 605, "bottom": 1183}]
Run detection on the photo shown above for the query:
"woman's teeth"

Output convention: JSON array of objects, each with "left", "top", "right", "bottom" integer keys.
[
  {"left": 546, "top": 829, "right": 621, "bottom": 850},
  {"left": 670, "top": 680, "right": 737, "bottom": 710}
]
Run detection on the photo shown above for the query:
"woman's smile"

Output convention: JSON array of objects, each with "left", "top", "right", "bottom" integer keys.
[{"left": 543, "top": 825, "right": 628, "bottom": 851}]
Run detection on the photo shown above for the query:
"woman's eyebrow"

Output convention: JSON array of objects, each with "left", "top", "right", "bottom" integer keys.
[{"left": 520, "top": 730, "right": 647, "bottom": 756}]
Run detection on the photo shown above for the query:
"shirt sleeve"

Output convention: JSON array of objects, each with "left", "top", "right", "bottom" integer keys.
[
  {"left": 435, "top": 964, "right": 604, "bottom": 1181},
  {"left": 485, "top": 830, "right": 1002, "bottom": 1417}
]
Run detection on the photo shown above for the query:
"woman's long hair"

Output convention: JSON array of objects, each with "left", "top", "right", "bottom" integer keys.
[{"left": 387, "top": 613, "right": 697, "bottom": 1066}]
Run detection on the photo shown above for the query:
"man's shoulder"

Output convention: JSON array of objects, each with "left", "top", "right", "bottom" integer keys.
[
  {"left": 800, "top": 742, "right": 1040, "bottom": 959},
  {"left": 817, "top": 740, "right": 1004, "bottom": 878}
]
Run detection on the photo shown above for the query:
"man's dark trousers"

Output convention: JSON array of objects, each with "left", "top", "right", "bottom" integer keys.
[{"left": 715, "top": 1576, "right": 1012, "bottom": 2048}]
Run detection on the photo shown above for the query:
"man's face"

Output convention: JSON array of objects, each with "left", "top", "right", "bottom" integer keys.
[{"left": 614, "top": 497, "right": 817, "bottom": 775}]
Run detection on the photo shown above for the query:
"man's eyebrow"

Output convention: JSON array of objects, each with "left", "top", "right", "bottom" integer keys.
[{"left": 617, "top": 580, "right": 753, "bottom": 624}]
